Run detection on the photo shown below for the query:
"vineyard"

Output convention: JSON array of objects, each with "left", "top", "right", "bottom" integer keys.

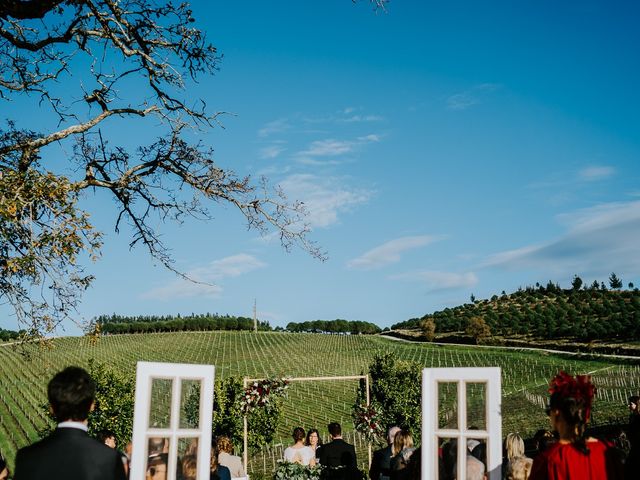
[{"left": 1, "top": 331, "right": 639, "bottom": 476}]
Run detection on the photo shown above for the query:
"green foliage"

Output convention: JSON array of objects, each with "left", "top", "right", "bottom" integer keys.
[
  {"left": 391, "top": 276, "right": 640, "bottom": 342},
  {"left": 366, "top": 353, "right": 421, "bottom": 435},
  {"left": 609, "top": 272, "right": 623, "bottom": 290},
  {"left": 273, "top": 461, "right": 324, "bottom": 480},
  {"left": 40, "top": 360, "right": 134, "bottom": 448},
  {"left": 96, "top": 312, "right": 271, "bottom": 334},
  {"left": 285, "top": 319, "right": 381, "bottom": 334}
]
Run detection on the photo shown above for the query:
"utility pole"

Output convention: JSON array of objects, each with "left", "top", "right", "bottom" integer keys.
[{"left": 253, "top": 299, "right": 257, "bottom": 333}]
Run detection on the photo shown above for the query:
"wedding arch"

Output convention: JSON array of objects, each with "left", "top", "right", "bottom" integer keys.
[{"left": 242, "top": 374, "right": 371, "bottom": 469}]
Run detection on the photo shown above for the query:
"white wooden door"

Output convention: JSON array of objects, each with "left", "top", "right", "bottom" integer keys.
[
  {"left": 130, "top": 362, "right": 215, "bottom": 480},
  {"left": 421, "top": 367, "right": 501, "bottom": 480}
]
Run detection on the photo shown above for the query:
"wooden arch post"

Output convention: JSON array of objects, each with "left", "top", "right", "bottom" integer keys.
[{"left": 242, "top": 374, "right": 371, "bottom": 473}]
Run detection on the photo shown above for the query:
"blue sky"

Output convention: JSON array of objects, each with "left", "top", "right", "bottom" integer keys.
[{"left": 3, "top": 0, "right": 640, "bottom": 333}]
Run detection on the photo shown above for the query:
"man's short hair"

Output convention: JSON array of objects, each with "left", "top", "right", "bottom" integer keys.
[
  {"left": 48, "top": 366, "right": 96, "bottom": 422},
  {"left": 97, "top": 429, "right": 116, "bottom": 443},
  {"left": 328, "top": 422, "right": 342, "bottom": 437}
]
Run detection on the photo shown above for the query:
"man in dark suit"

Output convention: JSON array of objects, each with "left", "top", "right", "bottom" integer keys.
[
  {"left": 318, "top": 422, "right": 358, "bottom": 480},
  {"left": 14, "top": 366, "right": 126, "bottom": 480},
  {"left": 369, "top": 425, "right": 400, "bottom": 480}
]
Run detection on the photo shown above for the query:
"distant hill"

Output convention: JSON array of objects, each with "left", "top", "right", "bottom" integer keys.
[{"left": 392, "top": 279, "right": 640, "bottom": 341}]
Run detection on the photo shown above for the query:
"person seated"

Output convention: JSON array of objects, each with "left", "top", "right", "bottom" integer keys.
[
  {"left": 284, "top": 427, "right": 316, "bottom": 465},
  {"left": 390, "top": 429, "right": 416, "bottom": 480},
  {"left": 215, "top": 436, "right": 244, "bottom": 478},
  {"left": 504, "top": 433, "right": 532, "bottom": 480},
  {"left": 529, "top": 371, "right": 624, "bottom": 480},
  {"left": 210, "top": 443, "right": 231, "bottom": 480}
]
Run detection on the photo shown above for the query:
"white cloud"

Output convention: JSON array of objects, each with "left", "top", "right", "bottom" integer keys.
[
  {"left": 578, "top": 166, "right": 615, "bottom": 181},
  {"left": 279, "top": 174, "right": 372, "bottom": 228},
  {"left": 258, "top": 119, "right": 291, "bottom": 138},
  {"left": 389, "top": 270, "right": 479, "bottom": 291},
  {"left": 348, "top": 235, "right": 446, "bottom": 270},
  {"left": 340, "top": 114, "right": 384, "bottom": 123},
  {"left": 259, "top": 144, "right": 287, "bottom": 159},
  {"left": 484, "top": 200, "right": 640, "bottom": 278},
  {"left": 142, "top": 254, "right": 267, "bottom": 300},
  {"left": 294, "top": 134, "right": 380, "bottom": 164}
]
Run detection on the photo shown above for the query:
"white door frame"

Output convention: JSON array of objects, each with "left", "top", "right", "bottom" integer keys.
[
  {"left": 421, "top": 367, "right": 501, "bottom": 480},
  {"left": 130, "top": 362, "right": 215, "bottom": 480}
]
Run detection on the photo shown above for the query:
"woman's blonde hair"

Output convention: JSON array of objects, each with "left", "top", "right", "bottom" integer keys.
[
  {"left": 392, "top": 429, "right": 413, "bottom": 456},
  {"left": 505, "top": 433, "right": 525, "bottom": 460}
]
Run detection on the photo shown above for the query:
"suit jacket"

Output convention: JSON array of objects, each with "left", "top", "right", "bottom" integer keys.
[
  {"left": 318, "top": 438, "right": 357, "bottom": 480},
  {"left": 14, "top": 427, "right": 126, "bottom": 480},
  {"left": 217, "top": 451, "right": 245, "bottom": 478},
  {"left": 370, "top": 445, "right": 393, "bottom": 480}
]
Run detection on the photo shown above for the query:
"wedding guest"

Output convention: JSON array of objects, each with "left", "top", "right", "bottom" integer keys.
[
  {"left": 370, "top": 425, "right": 400, "bottom": 480},
  {"left": 390, "top": 429, "right": 415, "bottom": 480},
  {"left": 306, "top": 428, "right": 323, "bottom": 458},
  {"left": 13, "top": 366, "right": 126, "bottom": 480},
  {"left": 504, "top": 433, "right": 532, "bottom": 480},
  {"left": 284, "top": 427, "right": 316, "bottom": 465},
  {"left": 529, "top": 371, "right": 623, "bottom": 480},
  {"left": 318, "top": 422, "right": 357, "bottom": 480},
  {"left": 210, "top": 443, "right": 231, "bottom": 480},
  {"left": 216, "top": 436, "right": 245, "bottom": 478}
]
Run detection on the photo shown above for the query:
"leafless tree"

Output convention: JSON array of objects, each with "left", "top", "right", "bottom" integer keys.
[{"left": 0, "top": 0, "right": 391, "bottom": 337}]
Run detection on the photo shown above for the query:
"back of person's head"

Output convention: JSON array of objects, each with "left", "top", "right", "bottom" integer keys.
[
  {"left": 388, "top": 425, "right": 401, "bottom": 445},
  {"left": 216, "top": 435, "right": 233, "bottom": 454},
  {"left": 181, "top": 454, "right": 198, "bottom": 480},
  {"left": 328, "top": 422, "right": 341, "bottom": 438},
  {"left": 548, "top": 371, "right": 596, "bottom": 453},
  {"left": 97, "top": 429, "right": 116, "bottom": 446},
  {"left": 210, "top": 442, "right": 219, "bottom": 470},
  {"left": 629, "top": 395, "right": 640, "bottom": 414},
  {"left": 48, "top": 366, "right": 95, "bottom": 422},
  {"left": 392, "top": 429, "right": 413, "bottom": 456},
  {"left": 506, "top": 456, "right": 532, "bottom": 480},
  {"left": 505, "top": 433, "right": 525, "bottom": 460},
  {"left": 292, "top": 427, "right": 305, "bottom": 442}
]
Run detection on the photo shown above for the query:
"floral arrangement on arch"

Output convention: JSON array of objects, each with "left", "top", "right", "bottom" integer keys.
[
  {"left": 352, "top": 402, "right": 385, "bottom": 443},
  {"left": 240, "top": 377, "right": 290, "bottom": 415}
]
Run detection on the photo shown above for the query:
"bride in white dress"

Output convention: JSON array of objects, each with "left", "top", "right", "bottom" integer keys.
[{"left": 283, "top": 427, "right": 316, "bottom": 466}]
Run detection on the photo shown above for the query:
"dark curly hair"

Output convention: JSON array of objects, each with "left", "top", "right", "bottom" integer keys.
[
  {"left": 292, "top": 427, "right": 305, "bottom": 442},
  {"left": 549, "top": 392, "right": 590, "bottom": 454}
]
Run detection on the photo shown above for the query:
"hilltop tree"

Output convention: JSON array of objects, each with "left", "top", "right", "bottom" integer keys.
[
  {"left": 609, "top": 272, "right": 623, "bottom": 290},
  {"left": 420, "top": 317, "right": 436, "bottom": 342},
  {"left": 0, "top": 1, "right": 385, "bottom": 337},
  {"left": 571, "top": 275, "right": 583, "bottom": 291},
  {"left": 466, "top": 316, "right": 491, "bottom": 344}
]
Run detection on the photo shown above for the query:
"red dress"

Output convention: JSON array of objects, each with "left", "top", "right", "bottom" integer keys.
[{"left": 529, "top": 439, "right": 622, "bottom": 480}]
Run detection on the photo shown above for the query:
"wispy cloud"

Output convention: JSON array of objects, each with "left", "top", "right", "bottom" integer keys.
[
  {"left": 389, "top": 270, "right": 478, "bottom": 292},
  {"left": 348, "top": 235, "right": 446, "bottom": 270},
  {"left": 484, "top": 200, "right": 640, "bottom": 278},
  {"left": 259, "top": 143, "right": 287, "bottom": 159},
  {"left": 258, "top": 119, "right": 291, "bottom": 138},
  {"left": 446, "top": 83, "right": 500, "bottom": 111},
  {"left": 294, "top": 134, "right": 380, "bottom": 165},
  {"left": 142, "top": 254, "right": 267, "bottom": 300},
  {"left": 578, "top": 166, "right": 615, "bottom": 181},
  {"left": 279, "top": 174, "right": 372, "bottom": 228}
]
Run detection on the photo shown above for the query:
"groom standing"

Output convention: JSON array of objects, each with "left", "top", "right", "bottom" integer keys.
[
  {"left": 318, "top": 422, "right": 358, "bottom": 479},
  {"left": 14, "top": 366, "right": 126, "bottom": 480}
]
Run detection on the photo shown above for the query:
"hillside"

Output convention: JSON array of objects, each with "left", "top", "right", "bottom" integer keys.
[
  {"left": 1, "top": 331, "right": 639, "bottom": 477},
  {"left": 393, "top": 282, "right": 640, "bottom": 342}
]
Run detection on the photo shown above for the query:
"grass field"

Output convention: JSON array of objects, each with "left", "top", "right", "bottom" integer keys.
[{"left": 1, "top": 331, "right": 639, "bottom": 475}]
